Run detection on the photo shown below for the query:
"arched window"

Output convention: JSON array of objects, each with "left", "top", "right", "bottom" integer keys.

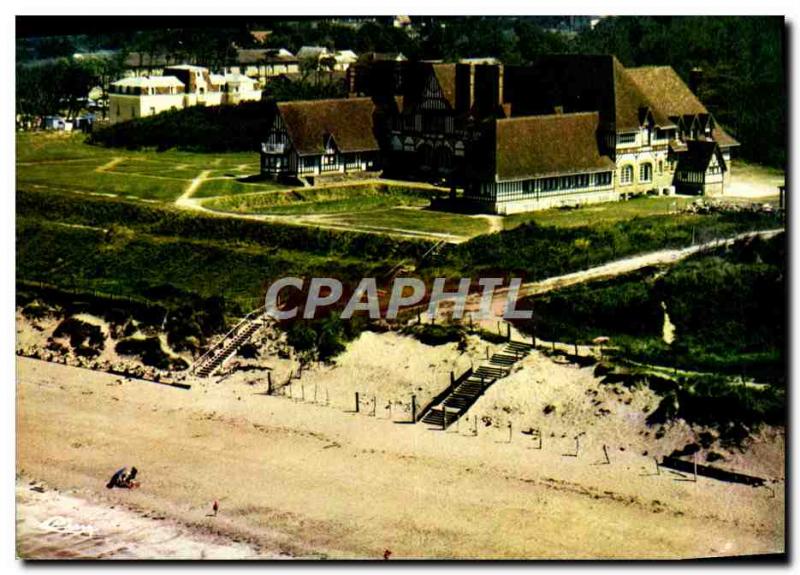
[
  {"left": 639, "top": 163, "right": 652, "bottom": 183},
  {"left": 620, "top": 165, "right": 634, "bottom": 184}
]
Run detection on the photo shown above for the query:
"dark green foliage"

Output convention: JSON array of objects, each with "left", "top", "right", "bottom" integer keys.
[
  {"left": 88, "top": 100, "right": 272, "bottom": 152},
  {"left": 518, "top": 269, "right": 662, "bottom": 344},
  {"left": 316, "top": 315, "right": 347, "bottom": 361},
  {"left": 286, "top": 322, "right": 317, "bottom": 355},
  {"left": 517, "top": 233, "right": 785, "bottom": 382},
  {"left": 402, "top": 323, "right": 464, "bottom": 346},
  {"left": 53, "top": 317, "right": 105, "bottom": 351},
  {"left": 263, "top": 75, "right": 347, "bottom": 102},
  {"left": 21, "top": 300, "right": 56, "bottom": 320},
  {"left": 475, "top": 329, "right": 508, "bottom": 345},
  {"left": 431, "top": 212, "right": 780, "bottom": 282},
  {"left": 285, "top": 314, "right": 355, "bottom": 362},
  {"left": 115, "top": 336, "right": 187, "bottom": 370},
  {"left": 578, "top": 16, "right": 785, "bottom": 167},
  {"left": 237, "top": 342, "right": 259, "bottom": 359},
  {"left": 673, "top": 375, "right": 784, "bottom": 428}
]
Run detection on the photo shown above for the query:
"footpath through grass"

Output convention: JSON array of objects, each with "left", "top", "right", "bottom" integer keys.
[{"left": 16, "top": 132, "right": 265, "bottom": 203}]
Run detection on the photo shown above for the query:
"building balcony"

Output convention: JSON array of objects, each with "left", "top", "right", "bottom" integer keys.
[{"left": 261, "top": 142, "right": 286, "bottom": 154}]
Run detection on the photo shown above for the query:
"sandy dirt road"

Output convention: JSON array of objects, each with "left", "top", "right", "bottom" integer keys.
[{"left": 16, "top": 357, "right": 783, "bottom": 559}]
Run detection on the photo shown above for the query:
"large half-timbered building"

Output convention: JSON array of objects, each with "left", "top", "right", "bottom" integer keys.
[{"left": 261, "top": 55, "right": 739, "bottom": 213}]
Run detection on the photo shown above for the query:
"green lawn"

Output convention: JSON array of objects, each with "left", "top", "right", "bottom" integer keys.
[
  {"left": 202, "top": 183, "right": 433, "bottom": 213},
  {"left": 334, "top": 207, "right": 491, "bottom": 238},
  {"left": 16, "top": 162, "right": 190, "bottom": 201},
  {"left": 502, "top": 196, "right": 693, "bottom": 230},
  {"left": 16, "top": 132, "right": 264, "bottom": 202},
  {"left": 193, "top": 177, "right": 294, "bottom": 199}
]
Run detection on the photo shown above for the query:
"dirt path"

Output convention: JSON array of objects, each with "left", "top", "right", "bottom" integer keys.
[
  {"left": 16, "top": 357, "right": 783, "bottom": 559},
  {"left": 175, "top": 170, "right": 212, "bottom": 208},
  {"left": 95, "top": 157, "right": 124, "bottom": 173},
  {"left": 473, "top": 214, "right": 504, "bottom": 234},
  {"left": 172, "top": 178, "right": 466, "bottom": 243}
]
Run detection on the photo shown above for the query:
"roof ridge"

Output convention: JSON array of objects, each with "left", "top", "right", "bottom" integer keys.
[
  {"left": 278, "top": 97, "right": 373, "bottom": 107},
  {"left": 498, "top": 111, "right": 598, "bottom": 124}
]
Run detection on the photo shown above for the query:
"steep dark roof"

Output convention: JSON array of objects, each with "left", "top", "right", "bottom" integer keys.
[
  {"left": 627, "top": 66, "right": 707, "bottom": 117},
  {"left": 711, "top": 125, "right": 740, "bottom": 148},
  {"left": 611, "top": 58, "right": 673, "bottom": 130},
  {"left": 628, "top": 66, "right": 739, "bottom": 147},
  {"left": 678, "top": 140, "right": 726, "bottom": 172},
  {"left": 504, "top": 55, "right": 673, "bottom": 132},
  {"left": 278, "top": 98, "right": 379, "bottom": 156},
  {"left": 494, "top": 112, "right": 615, "bottom": 181},
  {"left": 432, "top": 64, "right": 457, "bottom": 107}
]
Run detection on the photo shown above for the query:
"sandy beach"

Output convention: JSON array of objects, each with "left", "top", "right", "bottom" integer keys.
[{"left": 16, "top": 347, "right": 784, "bottom": 559}]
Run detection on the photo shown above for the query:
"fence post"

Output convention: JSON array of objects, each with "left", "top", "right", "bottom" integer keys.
[
  {"left": 574, "top": 343, "right": 579, "bottom": 357},
  {"left": 267, "top": 371, "right": 272, "bottom": 395},
  {"left": 355, "top": 391, "right": 360, "bottom": 413},
  {"left": 450, "top": 371, "right": 455, "bottom": 389},
  {"left": 411, "top": 395, "right": 417, "bottom": 422},
  {"left": 506, "top": 323, "right": 511, "bottom": 341}
]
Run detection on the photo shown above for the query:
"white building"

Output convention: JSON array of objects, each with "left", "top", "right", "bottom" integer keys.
[{"left": 108, "top": 65, "right": 262, "bottom": 124}]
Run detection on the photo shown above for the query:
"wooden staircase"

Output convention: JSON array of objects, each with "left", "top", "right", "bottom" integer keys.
[
  {"left": 190, "top": 307, "right": 268, "bottom": 378},
  {"left": 420, "top": 340, "right": 533, "bottom": 428}
]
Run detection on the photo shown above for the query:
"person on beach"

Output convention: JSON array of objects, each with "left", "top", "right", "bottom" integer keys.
[{"left": 212, "top": 500, "right": 219, "bottom": 517}]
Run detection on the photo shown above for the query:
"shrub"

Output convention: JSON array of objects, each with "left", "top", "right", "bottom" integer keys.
[
  {"left": 402, "top": 323, "right": 464, "bottom": 346},
  {"left": 53, "top": 317, "right": 105, "bottom": 351},
  {"left": 115, "top": 336, "right": 187, "bottom": 371}
]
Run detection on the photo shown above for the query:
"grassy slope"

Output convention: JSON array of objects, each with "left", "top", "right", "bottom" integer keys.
[
  {"left": 503, "top": 196, "right": 694, "bottom": 230},
  {"left": 16, "top": 217, "right": 380, "bottom": 311}
]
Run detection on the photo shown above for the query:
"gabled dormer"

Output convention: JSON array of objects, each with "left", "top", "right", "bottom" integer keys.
[{"left": 323, "top": 132, "right": 338, "bottom": 155}]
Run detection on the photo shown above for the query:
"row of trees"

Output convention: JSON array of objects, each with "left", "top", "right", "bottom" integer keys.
[
  {"left": 17, "top": 17, "right": 785, "bottom": 166},
  {"left": 16, "top": 53, "right": 128, "bottom": 123}
]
